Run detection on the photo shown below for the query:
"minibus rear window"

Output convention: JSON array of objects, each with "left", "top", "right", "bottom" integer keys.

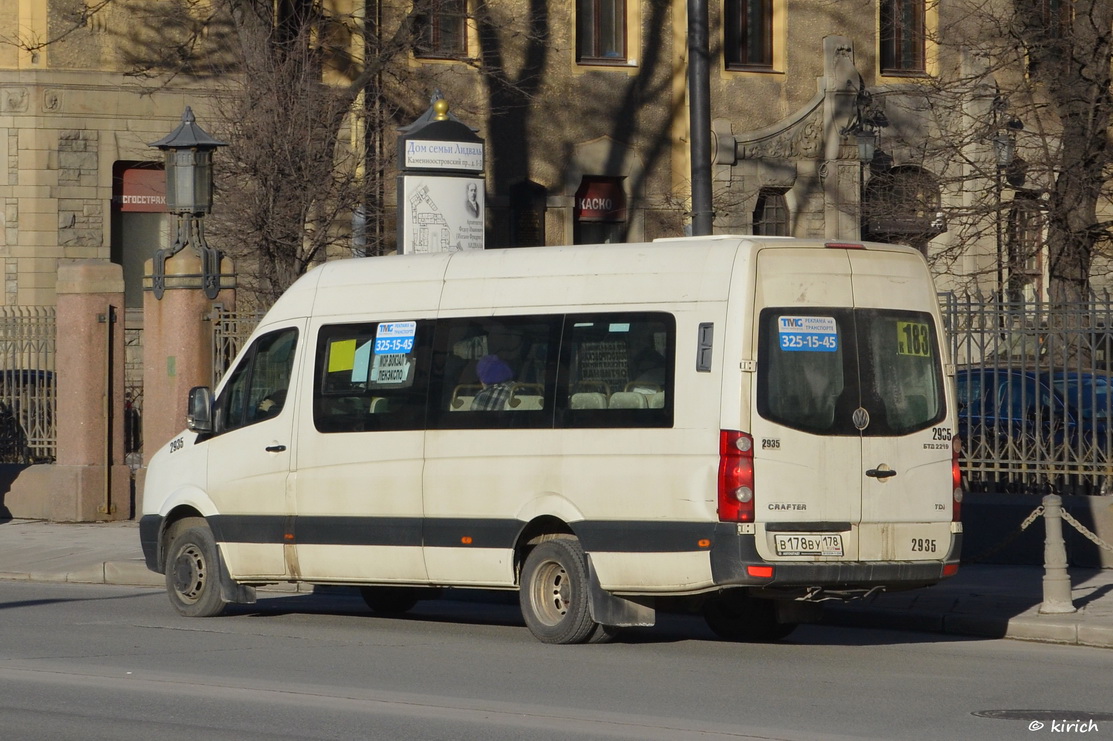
[{"left": 757, "top": 308, "right": 945, "bottom": 436}]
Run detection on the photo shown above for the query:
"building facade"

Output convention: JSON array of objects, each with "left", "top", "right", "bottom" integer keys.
[{"left": 0, "top": 0, "right": 1075, "bottom": 310}]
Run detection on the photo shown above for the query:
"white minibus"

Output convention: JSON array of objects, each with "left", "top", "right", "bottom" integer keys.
[{"left": 140, "top": 236, "right": 963, "bottom": 644}]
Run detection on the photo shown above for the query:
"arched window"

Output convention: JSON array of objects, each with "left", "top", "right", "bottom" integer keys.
[
  {"left": 753, "top": 189, "right": 789, "bottom": 236},
  {"left": 863, "top": 166, "right": 943, "bottom": 252}
]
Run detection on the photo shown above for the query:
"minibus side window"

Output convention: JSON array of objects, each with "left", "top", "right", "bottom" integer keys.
[
  {"left": 313, "top": 321, "right": 432, "bottom": 432},
  {"left": 557, "top": 312, "right": 675, "bottom": 428},
  {"left": 428, "top": 316, "right": 560, "bottom": 429},
  {"left": 213, "top": 327, "right": 299, "bottom": 435}
]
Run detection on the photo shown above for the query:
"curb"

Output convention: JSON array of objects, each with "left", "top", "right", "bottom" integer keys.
[{"left": 824, "top": 605, "right": 1113, "bottom": 649}]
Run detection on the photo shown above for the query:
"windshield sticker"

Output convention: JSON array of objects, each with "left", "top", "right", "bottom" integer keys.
[
  {"left": 327, "top": 339, "right": 357, "bottom": 372},
  {"left": 369, "top": 352, "right": 411, "bottom": 385},
  {"left": 374, "top": 321, "right": 417, "bottom": 355},
  {"left": 778, "top": 316, "right": 838, "bottom": 352},
  {"left": 896, "top": 321, "right": 932, "bottom": 357}
]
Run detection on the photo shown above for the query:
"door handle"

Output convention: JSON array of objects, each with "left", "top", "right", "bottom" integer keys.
[
  {"left": 865, "top": 466, "right": 897, "bottom": 479},
  {"left": 265, "top": 444, "right": 287, "bottom": 453}
]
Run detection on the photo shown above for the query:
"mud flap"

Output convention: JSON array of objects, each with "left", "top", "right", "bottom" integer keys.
[
  {"left": 216, "top": 544, "right": 257, "bottom": 605},
  {"left": 586, "top": 556, "right": 655, "bottom": 627}
]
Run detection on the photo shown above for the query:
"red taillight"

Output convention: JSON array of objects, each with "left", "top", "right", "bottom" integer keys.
[
  {"left": 824, "top": 241, "right": 866, "bottom": 249},
  {"left": 952, "top": 437, "right": 964, "bottom": 522},
  {"left": 718, "top": 430, "right": 754, "bottom": 522}
]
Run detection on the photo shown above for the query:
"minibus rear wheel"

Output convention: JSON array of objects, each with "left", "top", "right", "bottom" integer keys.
[
  {"left": 164, "top": 518, "right": 227, "bottom": 618},
  {"left": 520, "top": 537, "right": 601, "bottom": 645}
]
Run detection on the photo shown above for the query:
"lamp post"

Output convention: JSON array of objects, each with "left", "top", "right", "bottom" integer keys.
[
  {"left": 148, "top": 107, "right": 228, "bottom": 299},
  {"left": 842, "top": 84, "right": 889, "bottom": 239}
]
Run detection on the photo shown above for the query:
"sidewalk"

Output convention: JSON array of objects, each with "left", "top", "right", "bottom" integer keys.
[{"left": 0, "top": 518, "right": 1110, "bottom": 648}]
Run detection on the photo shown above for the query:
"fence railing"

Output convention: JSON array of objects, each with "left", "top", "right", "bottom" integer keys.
[
  {"left": 5, "top": 292, "right": 1112, "bottom": 493},
  {"left": 210, "top": 305, "right": 265, "bottom": 387},
  {"left": 0, "top": 306, "right": 57, "bottom": 463},
  {"left": 941, "top": 291, "right": 1113, "bottom": 495}
]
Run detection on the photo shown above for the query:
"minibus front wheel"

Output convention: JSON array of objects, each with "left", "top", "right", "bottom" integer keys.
[
  {"left": 164, "top": 518, "right": 227, "bottom": 618},
  {"left": 520, "top": 537, "right": 610, "bottom": 645}
]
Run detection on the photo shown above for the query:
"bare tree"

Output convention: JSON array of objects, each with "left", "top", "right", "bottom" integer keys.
[{"left": 884, "top": 0, "right": 1113, "bottom": 304}]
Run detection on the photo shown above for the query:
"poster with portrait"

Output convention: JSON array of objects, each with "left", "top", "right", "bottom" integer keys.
[{"left": 399, "top": 175, "right": 485, "bottom": 254}]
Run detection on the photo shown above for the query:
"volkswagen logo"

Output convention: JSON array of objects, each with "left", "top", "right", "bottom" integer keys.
[{"left": 852, "top": 407, "right": 870, "bottom": 431}]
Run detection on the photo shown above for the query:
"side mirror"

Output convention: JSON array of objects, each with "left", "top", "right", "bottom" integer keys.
[{"left": 187, "top": 386, "right": 214, "bottom": 433}]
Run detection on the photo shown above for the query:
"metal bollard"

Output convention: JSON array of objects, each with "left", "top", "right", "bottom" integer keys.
[{"left": 1040, "top": 494, "right": 1077, "bottom": 614}]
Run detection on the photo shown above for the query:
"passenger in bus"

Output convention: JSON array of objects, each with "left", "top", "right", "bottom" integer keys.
[
  {"left": 630, "top": 343, "right": 666, "bottom": 390},
  {"left": 472, "top": 354, "right": 515, "bottom": 411}
]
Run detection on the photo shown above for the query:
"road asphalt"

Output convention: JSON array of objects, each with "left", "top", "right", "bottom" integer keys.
[{"left": 1, "top": 517, "right": 1110, "bottom": 648}]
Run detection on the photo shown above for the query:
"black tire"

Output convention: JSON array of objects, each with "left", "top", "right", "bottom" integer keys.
[
  {"left": 587, "top": 623, "right": 621, "bottom": 644},
  {"left": 520, "top": 537, "right": 601, "bottom": 645},
  {"left": 164, "top": 519, "right": 227, "bottom": 618},
  {"left": 359, "top": 586, "right": 423, "bottom": 615},
  {"left": 703, "top": 591, "right": 796, "bottom": 642}
]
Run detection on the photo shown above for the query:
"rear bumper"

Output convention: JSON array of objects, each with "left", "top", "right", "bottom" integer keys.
[{"left": 709, "top": 524, "right": 962, "bottom": 591}]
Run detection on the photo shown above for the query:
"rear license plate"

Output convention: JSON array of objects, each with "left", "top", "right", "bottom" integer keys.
[{"left": 774, "top": 533, "right": 844, "bottom": 557}]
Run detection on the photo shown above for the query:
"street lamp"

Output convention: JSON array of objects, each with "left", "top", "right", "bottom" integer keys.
[
  {"left": 148, "top": 107, "right": 228, "bottom": 299},
  {"left": 842, "top": 82, "right": 890, "bottom": 238}
]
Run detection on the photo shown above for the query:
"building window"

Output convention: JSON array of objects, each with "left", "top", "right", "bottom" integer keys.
[
  {"left": 510, "top": 181, "right": 547, "bottom": 247},
  {"left": 1040, "top": 0, "right": 1072, "bottom": 38},
  {"left": 724, "top": 0, "right": 773, "bottom": 70},
  {"left": 1027, "top": 0, "right": 1072, "bottom": 74},
  {"left": 1007, "top": 194, "right": 1045, "bottom": 300},
  {"left": 753, "top": 189, "right": 789, "bottom": 235},
  {"left": 414, "top": 0, "right": 468, "bottom": 59},
  {"left": 577, "top": 0, "right": 626, "bottom": 64},
  {"left": 880, "top": 0, "right": 925, "bottom": 74}
]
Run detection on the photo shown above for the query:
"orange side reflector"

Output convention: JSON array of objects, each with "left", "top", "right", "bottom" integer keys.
[
  {"left": 461, "top": 536, "right": 473, "bottom": 545},
  {"left": 283, "top": 533, "right": 295, "bottom": 542},
  {"left": 697, "top": 539, "right": 711, "bottom": 548},
  {"left": 747, "top": 565, "right": 774, "bottom": 579}
]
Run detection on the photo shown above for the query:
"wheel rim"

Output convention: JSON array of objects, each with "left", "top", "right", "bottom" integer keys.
[
  {"left": 531, "top": 559, "right": 571, "bottom": 626},
  {"left": 171, "top": 544, "right": 207, "bottom": 604}
]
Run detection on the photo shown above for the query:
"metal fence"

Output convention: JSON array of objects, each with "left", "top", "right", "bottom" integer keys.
[
  {"left": 2, "top": 286, "right": 1104, "bottom": 504},
  {"left": 941, "top": 291, "right": 1113, "bottom": 495},
  {"left": 204, "top": 293, "right": 1113, "bottom": 497},
  {"left": 210, "top": 304, "right": 265, "bottom": 387},
  {"left": 0, "top": 306, "right": 57, "bottom": 463}
]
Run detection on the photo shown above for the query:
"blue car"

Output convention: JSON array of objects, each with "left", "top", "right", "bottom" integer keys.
[
  {"left": 955, "top": 368, "right": 1074, "bottom": 447},
  {"left": 956, "top": 367, "right": 1112, "bottom": 494}
]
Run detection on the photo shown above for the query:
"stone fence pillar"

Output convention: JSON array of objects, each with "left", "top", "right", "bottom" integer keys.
[
  {"left": 137, "top": 251, "right": 233, "bottom": 514},
  {"left": 54, "top": 260, "right": 131, "bottom": 521}
]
